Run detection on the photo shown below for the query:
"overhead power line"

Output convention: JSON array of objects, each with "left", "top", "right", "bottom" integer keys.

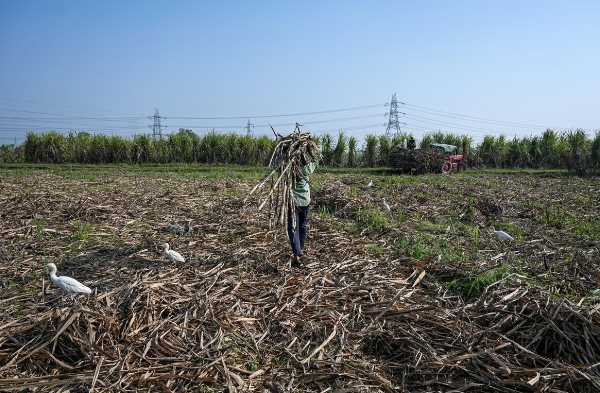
[
  {"left": 0, "top": 116, "right": 146, "bottom": 123},
  {"left": 402, "top": 122, "right": 493, "bottom": 136},
  {"left": 402, "top": 113, "right": 507, "bottom": 134},
  {"left": 0, "top": 126, "right": 148, "bottom": 131},
  {"left": 0, "top": 112, "right": 387, "bottom": 133},
  {"left": 311, "top": 122, "right": 390, "bottom": 134},
  {"left": 0, "top": 98, "right": 583, "bottom": 143},
  {"left": 0, "top": 98, "right": 565, "bottom": 130},
  {"left": 170, "top": 113, "right": 387, "bottom": 129},
  {"left": 0, "top": 97, "right": 145, "bottom": 117},
  {"left": 0, "top": 109, "right": 145, "bottom": 120},
  {"left": 0, "top": 103, "right": 385, "bottom": 121},
  {"left": 399, "top": 101, "right": 551, "bottom": 129},
  {"left": 164, "top": 104, "right": 385, "bottom": 120}
]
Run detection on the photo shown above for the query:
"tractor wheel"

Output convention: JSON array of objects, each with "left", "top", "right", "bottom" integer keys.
[{"left": 442, "top": 161, "right": 452, "bottom": 174}]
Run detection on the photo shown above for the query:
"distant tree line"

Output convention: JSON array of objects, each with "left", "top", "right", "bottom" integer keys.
[{"left": 1, "top": 128, "right": 599, "bottom": 174}]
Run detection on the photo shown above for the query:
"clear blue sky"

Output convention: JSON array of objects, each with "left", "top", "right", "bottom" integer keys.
[{"left": 1, "top": 0, "right": 599, "bottom": 145}]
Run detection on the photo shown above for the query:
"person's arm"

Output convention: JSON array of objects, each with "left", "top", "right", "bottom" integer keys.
[
  {"left": 305, "top": 158, "right": 318, "bottom": 176},
  {"left": 298, "top": 159, "right": 317, "bottom": 178}
]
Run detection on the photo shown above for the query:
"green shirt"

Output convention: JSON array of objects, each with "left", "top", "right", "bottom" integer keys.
[{"left": 292, "top": 159, "right": 318, "bottom": 207}]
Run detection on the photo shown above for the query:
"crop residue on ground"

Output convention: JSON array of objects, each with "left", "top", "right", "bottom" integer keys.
[{"left": 0, "top": 167, "right": 599, "bottom": 392}]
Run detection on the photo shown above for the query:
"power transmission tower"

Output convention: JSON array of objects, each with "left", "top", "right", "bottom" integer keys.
[
  {"left": 385, "top": 93, "right": 402, "bottom": 137},
  {"left": 246, "top": 119, "right": 254, "bottom": 137},
  {"left": 149, "top": 108, "right": 164, "bottom": 139}
]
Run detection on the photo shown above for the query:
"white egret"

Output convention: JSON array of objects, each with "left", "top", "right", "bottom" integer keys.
[
  {"left": 382, "top": 199, "right": 391, "bottom": 212},
  {"left": 494, "top": 230, "right": 514, "bottom": 241},
  {"left": 367, "top": 180, "right": 373, "bottom": 188},
  {"left": 162, "top": 243, "right": 185, "bottom": 262},
  {"left": 46, "top": 263, "right": 92, "bottom": 295}
]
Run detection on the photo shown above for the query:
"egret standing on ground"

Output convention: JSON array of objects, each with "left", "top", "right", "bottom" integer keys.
[
  {"left": 382, "top": 199, "right": 391, "bottom": 212},
  {"left": 162, "top": 243, "right": 185, "bottom": 262},
  {"left": 494, "top": 229, "right": 514, "bottom": 241},
  {"left": 46, "top": 263, "right": 92, "bottom": 295},
  {"left": 367, "top": 180, "right": 373, "bottom": 188}
]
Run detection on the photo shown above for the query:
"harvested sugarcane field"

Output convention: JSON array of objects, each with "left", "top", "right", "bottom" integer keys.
[
  {"left": 1, "top": 164, "right": 599, "bottom": 392},
  {"left": 3, "top": 4, "right": 600, "bottom": 392}
]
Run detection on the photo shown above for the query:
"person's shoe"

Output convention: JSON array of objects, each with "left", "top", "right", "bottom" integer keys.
[{"left": 291, "top": 255, "right": 301, "bottom": 268}]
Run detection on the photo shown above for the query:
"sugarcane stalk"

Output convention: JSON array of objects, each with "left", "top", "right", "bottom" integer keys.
[
  {"left": 245, "top": 127, "right": 316, "bottom": 230},
  {"left": 257, "top": 161, "right": 292, "bottom": 211}
]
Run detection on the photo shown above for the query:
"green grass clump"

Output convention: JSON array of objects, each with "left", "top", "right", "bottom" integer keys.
[
  {"left": 393, "top": 231, "right": 465, "bottom": 263},
  {"left": 30, "top": 218, "right": 47, "bottom": 240},
  {"left": 72, "top": 220, "right": 94, "bottom": 242},
  {"left": 572, "top": 220, "right": 600, "bottom": 239},
  {"left": 537, "top": 205, "right": 600, "bottom": 239},
  {"left": 319, "top": 206, "right": 334, "bottom": 222},
  {"left": 575, "top": 195, "right": 590, "bottom": 205},
  {"left": 395, "top": 236, "right": 434, "bottom": 260},
  {"left": 446, "top": 265, "right": 509, "bottom": 300},
  {"left": 245, "top": 359, "right": 259, "bottom": 372},
  {"left": 538, "top": 205, "right": 576, "bottom": 229},
  {"left": 349, "top": 208, "right": 391, "bottom": 233},
  {"left": 417, "top": 220, "right": 447, "bottom": 234},
  {"left": 349, "top": 185, "right": 358, "bottom": 197},
  {"left": 462, "top": 225, "right": 480, "bottom": 252},
  {"left": 365, "top": 243, "right": 386, "bottom": 255}
]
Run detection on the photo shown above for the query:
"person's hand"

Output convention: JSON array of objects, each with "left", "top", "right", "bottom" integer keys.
[
  {"left": 300, "top": 152, "right": 309, "bottom": 166},
  {"left": 307, "top": 140, "right": 319, "bottom": 158}
]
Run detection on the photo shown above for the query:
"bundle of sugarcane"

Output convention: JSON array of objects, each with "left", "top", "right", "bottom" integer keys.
[
  {"left": 245, "top": 124, "right": 319, "bottom": 229},
  {"left": 389, "top": 146, "right": 446, "bottom": 174}
]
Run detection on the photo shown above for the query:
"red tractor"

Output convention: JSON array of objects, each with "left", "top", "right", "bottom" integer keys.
[{"left": 430, "top": 143, "right": 467, "bottom": 173}]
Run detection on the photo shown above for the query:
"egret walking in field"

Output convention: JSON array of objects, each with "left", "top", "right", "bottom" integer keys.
[
  {"left": 494, "top": 229, "right": 514, "bottom": 241},
  {"left": 367, "top": 180, "right": 373, "bottom": 188},
  {"left": 382, "top": 198, "right": 391, "bottom": 213},
  {"left": 46, "top": 263, "right": 92, "bottom": 295},
  {"left": 162, "top": 243, "right": 185, "bottom": 262}
]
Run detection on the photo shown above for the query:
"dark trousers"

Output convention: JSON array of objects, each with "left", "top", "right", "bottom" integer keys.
[{"left": 287, "top": 206, "right": 309, "bottom": 257}]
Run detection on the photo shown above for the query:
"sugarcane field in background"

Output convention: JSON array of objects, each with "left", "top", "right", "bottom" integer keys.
[{"left": 1, "top": 128, "right": 599, "bottom": 174}]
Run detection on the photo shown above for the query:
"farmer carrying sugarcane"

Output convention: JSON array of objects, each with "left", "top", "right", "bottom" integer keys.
[
  {"left": 288, "top": 139, "right": 319, "bottom": 267},
  {"left": 243, "top": 126, "right": 321, "bottom": 268}
]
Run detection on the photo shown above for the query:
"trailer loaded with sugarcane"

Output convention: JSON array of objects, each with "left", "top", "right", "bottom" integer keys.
[{"left": 389, "top": 143, "right": 467, "bottom": 174}]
